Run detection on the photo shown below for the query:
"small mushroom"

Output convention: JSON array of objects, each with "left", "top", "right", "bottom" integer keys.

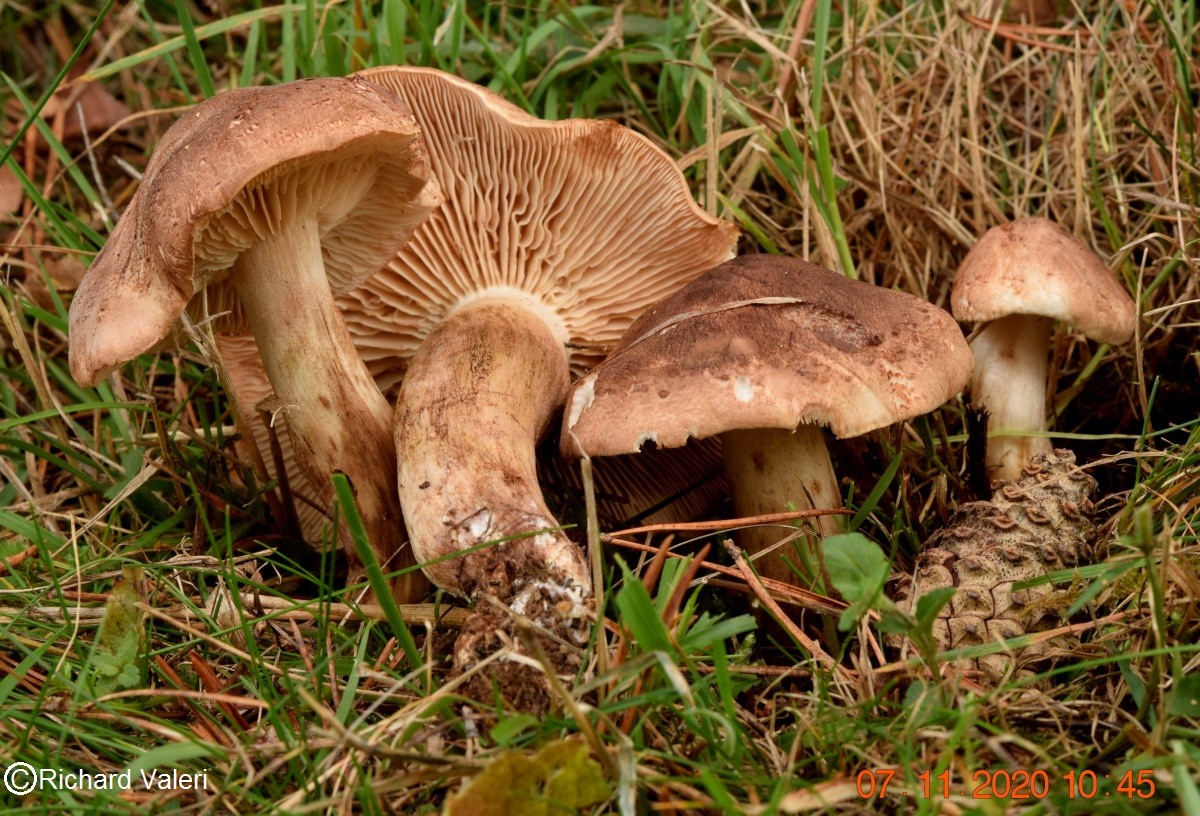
[
  {"left": 562, "top": 255, "right": 974, "bottom": 586},
  {"left": 68, "top": 76, "right": 442, "bottom": 601},
  {"left": 951, "top": 217, "right": 1137, "bottom": 483}
]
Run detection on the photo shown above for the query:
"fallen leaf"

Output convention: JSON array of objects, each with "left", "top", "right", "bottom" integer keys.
[
  {"left": 0, "top": 164, "right": 22, "bottom": 216},
  {"left": 41, "top": 81, "right": 130, "bottom": 141},
  {"left": 444, "top": 739, "right": 609, "bottom": 816},
  {"left": 45, "top": 253, "right": 87, "bottom": 290},
  {"left": 23, "top": 253, "right": 88, "bottom": 309}
]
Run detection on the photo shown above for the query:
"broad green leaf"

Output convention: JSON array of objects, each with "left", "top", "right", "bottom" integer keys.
[
  {"left": 875, "top": 611, "right": 911, "bottom": 635},
  {"left": 537, "top": 740, "right": 610, "bottom": 810},
  {"left": 822, "top": 533, "right": 891, "bottom": 631},
  {"left": 90, "top": 567, "right": 148, "bottom": 697},
  {"left": 1169, "top": 674, "right": 1200, "bottom": 716},
  {"left": 489, "top": 713, "right": 539, "bottom": 747},
  {"left": 914, "top": 588, "right": 956, "bottom": 631}
]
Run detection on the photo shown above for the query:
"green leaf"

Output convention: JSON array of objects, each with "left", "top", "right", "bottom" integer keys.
[
  {"left": 1169, "top": 674, "right": 1200, "bottom": 716},
  {"left": 901, "top": 680, "right": 951, "bottom": 728},
  {"left": 331, "top": 473, "right": 421, "bottom": 671},
  {"left": 613, "top": 561, "right": 673, "bottom": 654},
  {"left": 1174, "top": 742, "right": 1200, "bottom": 813},
  {"left": 677, "top": 613, "right": 756, "bottom": 653},
  {"left": 1119, "top": 660, "right": 1147, "bottom": 710},
  {"left": 914, "top": 588, "right": 956, "bottom": 631},
  {"left": 444, "top": 739, "right": 608, "bottom": 816},
  {"left": 126, "top": 741, "right": 223, "bottom": 779},
  {"left": 875, "top": 611, "right": 912, "bottom": 635},
  {"left": 489, "top": 713, "right": 539, "bottom": 747},
  {"left": 537, "top": 740, "right": 610, "bottom": 810},
  {"left": 822, "top": 533, "right": 891, "bottom": 631},
  {"left": 103, "top": 448, "right": 147, "bottom": 501},
  {"left": 90, "top": 567, "right": 148, "bottom": 697},
  {"left": 849, "top": 453, "right": 901, "bottom": 530}
]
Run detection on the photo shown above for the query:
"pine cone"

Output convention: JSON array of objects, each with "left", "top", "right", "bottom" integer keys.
[{"left": 893, "top": 449, "right": 1097, "bottom": 679}]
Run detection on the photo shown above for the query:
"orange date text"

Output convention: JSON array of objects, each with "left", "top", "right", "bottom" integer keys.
[{"left": 855, "top": 768, "right": 1156, "bottom": 800}]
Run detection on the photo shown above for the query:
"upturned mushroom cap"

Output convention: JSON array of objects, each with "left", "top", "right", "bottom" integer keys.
[
  {"left": 951, "top": 217, "right": 1136, "bottom": 343},
  {"left": 562, "top": 255, "right": 974, "bottom": 456},
  {"left": 341, "top": 66, "right": 740, "bottom": 393},
  {"left": 69, "top": 75, "right": 440, "bottom": 386}
]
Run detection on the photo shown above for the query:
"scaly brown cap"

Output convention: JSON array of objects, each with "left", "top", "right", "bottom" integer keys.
[
  {"left": 951, "top": 217, "right": 1136, "bottom": 344},
  {"left": 563, "top": 255, "right": 973, "bottom": 456}
]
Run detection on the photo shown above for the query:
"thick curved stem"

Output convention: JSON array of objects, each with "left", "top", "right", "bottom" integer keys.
[
  {"left": 969, "top": 314, "right": 1053, "bottom": 484},
  {"left": 721, "top": 425, "right": 841, "bottom": 586},
  {"left": 229, "top": 219, "right": 427, "bottom": 602},
  {"left": 396, "top": 299, "right": 590, "bottom": 599}
]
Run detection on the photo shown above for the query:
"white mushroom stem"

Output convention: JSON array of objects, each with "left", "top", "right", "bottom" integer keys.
[
  {"left": 396, "top": 297, "right": 591, "bottom": 600},
  {"left": 968, "top": 314, "right": 1055, "bottom": 484},
  {"left": 229, "top": 218, "right": 422, "bottom": 601},
  {"left": 721, "top": 425, "right": 841, "bottom": 585}
]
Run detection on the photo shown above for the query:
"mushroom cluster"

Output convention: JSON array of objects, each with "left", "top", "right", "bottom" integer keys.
[
  {"left": 66, "top": 67, "right": 1140, "bottom": 700},
  {"left": 69, "top": 69, "right": 738, "bottom": 704}
]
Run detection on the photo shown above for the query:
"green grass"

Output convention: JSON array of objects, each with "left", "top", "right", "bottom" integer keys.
[{"left": 1, "top": 0, "right": 1199, "bottom": 812}]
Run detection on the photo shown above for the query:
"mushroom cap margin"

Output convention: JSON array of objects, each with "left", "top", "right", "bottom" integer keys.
[{"left": 562, "top": 255, "right": 974, "bottom": 457}]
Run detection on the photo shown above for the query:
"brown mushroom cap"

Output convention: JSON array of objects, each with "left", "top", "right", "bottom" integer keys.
[
  {"left": 563, "top": 255, "right": 973, "bottom": 456},
  {"left": 951, "top": 217, "right": 1136, "bottom": 344},
  {"left": 342, "top": 66, "right": 739, "bottom": 393},
  {"left": 69, "top": 75, "right": 440, "bottom": 386}
]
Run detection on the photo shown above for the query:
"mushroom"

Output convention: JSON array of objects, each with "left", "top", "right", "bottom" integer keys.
[
  {"left": 561, "top": 255, "right": 974, "bottom": 587},
  {"left": 337, "top": 66, "right": 738, "bottom": 678},
  {"left": 68, "top": 76, "right": 442, "bottom": 601},
  {"left": 951, "top": 217, "right": 1137, "bottom": 484}
]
